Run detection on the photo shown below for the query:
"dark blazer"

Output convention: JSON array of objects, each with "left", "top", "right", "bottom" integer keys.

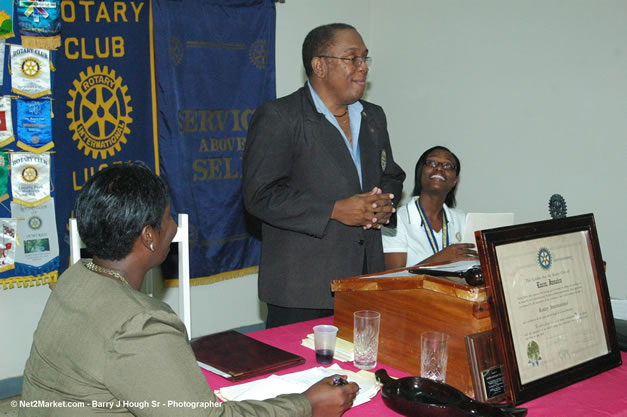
[{"left": 243, "top": 85, "right": 405, "bottom": 309}]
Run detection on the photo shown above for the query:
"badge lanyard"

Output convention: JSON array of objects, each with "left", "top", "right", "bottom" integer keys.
[{"left": 416, "top": 200, "right": 448, "bottom": 254}]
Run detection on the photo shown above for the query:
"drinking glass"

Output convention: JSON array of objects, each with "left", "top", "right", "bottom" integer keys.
[
  {"left": 313, "top": 325, "right": 338, "bottom": 364},
  {"left": 421, "top": 331, "right": 450, "bottom": 382},
  {"left": 353, "top": 310, "right": 381, "bottom": 369}
]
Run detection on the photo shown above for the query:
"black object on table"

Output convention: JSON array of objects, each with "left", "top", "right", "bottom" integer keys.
[
  {"left": 409, "top": 266, "right": 484, "bottom": 287},
  {"left": 375, "top": 369, "right": 527, "bottom": 417}
]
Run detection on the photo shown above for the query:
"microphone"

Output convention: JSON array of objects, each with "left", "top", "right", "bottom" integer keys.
[
  {"left": 549, "top": 194, "right": 567, "bottom": 219},
  {"left": 408, "top": 266, "right": 484, "bottom": 286}
]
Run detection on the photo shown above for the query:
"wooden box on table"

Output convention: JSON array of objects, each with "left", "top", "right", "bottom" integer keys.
[{"left": 331, "top": 269, "right": 492, "bottom": 396}]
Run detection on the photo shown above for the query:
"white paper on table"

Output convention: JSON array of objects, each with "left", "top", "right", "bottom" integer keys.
[
  {"left": 216, "top": 364, "right": 380, "bottom": 407},
  {"left": 301, "top": 334, "right": 354, "bottom": 361},
  {"left": 197, "top": 361, "right": 232, "bottom": 378},
  {"left": 360, "top": 269, "right": 415, "bottom": 279},
  {"left": 415, "top": 259, "right": 479, "bottom": 272}
]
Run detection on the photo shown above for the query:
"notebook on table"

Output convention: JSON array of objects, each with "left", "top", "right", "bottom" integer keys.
[{"left": 191, "top": 330, "right": 305, "bottom": 382}]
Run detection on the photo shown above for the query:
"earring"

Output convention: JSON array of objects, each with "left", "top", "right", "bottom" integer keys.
[{"left": 149, "top": 242, "right": 155, "bottom": 252}]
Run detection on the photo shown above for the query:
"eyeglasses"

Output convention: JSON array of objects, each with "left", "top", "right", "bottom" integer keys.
[
  {"left": 424, "top": 159, "right": 456, "bottom": 171},
  {"left": 318, "top": 55, "right": 372, "bottom": 68}
]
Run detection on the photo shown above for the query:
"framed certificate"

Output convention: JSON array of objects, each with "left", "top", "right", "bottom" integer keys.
[{"left": 476, "top": 214, "right": 622, "bottom": 404}]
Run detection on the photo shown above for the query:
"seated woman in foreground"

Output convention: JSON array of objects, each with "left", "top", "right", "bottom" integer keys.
[
  {"left": 19, "top": 162, "right": 357, "bottom": 417},
  {"left": 382, "top": 145, "right": 478, "bottom": 269}
]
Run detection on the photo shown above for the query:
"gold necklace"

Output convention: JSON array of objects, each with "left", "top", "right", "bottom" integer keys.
[{"left": 85, "top": 261, "right": 130, "bottom": 287}]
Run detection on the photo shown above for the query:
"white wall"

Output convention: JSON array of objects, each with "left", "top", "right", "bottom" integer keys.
[
  {"left": 2, "top": 0, "right": 626, "bottom": 384},
  {"left": 0, "top": 286, "right": 48, "bottom": 380}
]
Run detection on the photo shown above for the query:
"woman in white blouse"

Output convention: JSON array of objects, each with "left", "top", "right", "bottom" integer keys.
[{"left": 382, "top": 146, "right": 478, "bottom": 269}]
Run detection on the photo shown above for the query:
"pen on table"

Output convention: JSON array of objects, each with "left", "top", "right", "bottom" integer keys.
[{"left": 333, "top": 376, "right": 348, "bottom": 386}]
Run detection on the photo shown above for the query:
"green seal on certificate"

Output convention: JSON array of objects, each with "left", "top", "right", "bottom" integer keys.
[{"left": 527, "top": 340, "right": 542, "bottom": 367}]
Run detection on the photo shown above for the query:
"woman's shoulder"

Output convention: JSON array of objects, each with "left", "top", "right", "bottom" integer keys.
[
  {"left": 398, "top": 196, "right": 420, "bottom": 218},
  {"left": 58, "top": 261, "right": 181, "bottom": 332},
  {"left": 113, "top": 285, "right": 180, "bottom": 329},
  {"left": 398, "top": 196, "right": 420, "bottom": 211},
  {"left": 388, "top": 198, "right": 413, "bottom": 229},
  {"left": 114, "top": 302, "right": 187, "bottom": 341}
]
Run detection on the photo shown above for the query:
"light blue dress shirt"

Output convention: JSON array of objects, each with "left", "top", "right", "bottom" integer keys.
[{"left": 307, "top": 81, "right": 363, "bottom": 188}]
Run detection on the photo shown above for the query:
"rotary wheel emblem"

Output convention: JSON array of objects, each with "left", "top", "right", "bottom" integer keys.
[
  {"left": 538, "top": 248, "right": 552, "bottom": 270},
  {"left": 29, "top": 216, "right": 42, "bottom": 230},
  {"left": 67, "top": 65, "right": 133, "bottom": 159},
  {"left": 21, "top": 57, "right": 41, "bottom": 78},
  {"left": 21, "top": 166, "right": 39, "bottom": 183},
  {"left": 548, "top": 194, "right": 567, "bottom": 219},
  {"left": 249, "top": 39, "right": 268, "bottom": 69}
]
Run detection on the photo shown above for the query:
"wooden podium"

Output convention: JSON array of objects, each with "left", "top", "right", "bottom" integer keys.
[{"left": 331, "top": 268, "right": 492, "bottom": 396}]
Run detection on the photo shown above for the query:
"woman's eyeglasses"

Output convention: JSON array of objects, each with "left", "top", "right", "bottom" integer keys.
[{"left": 424, "top": 160, "right": 456, "bottom": 171}]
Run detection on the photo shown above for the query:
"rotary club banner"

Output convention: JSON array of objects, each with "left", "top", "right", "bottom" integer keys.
[
  {"left": 0, "top": 218, "right": 16, "bottom": 273},
  {"left": 52, "top": 0, "right": 154, "bottom": 272},
  {"left": 11, "top": 199, "right": 59, "bottom": 277},
  {"left": 16, "top": 98, "right": 53, "bottom": 152},
  {"left": 0, "top": 1, "right": 13, "bottom": 40},
  {"left": 16, "top": 0, "right": 61, "bottom": 50},
  {"left": 153, "top": 0, "right": 275, "bottom": 283},
  {"left": 0, "top": 96, "right": 14, "bottom": 147},
  {"left": 10, "top": 44, "right": 53, "bottom": 98},
  {"left": 10, "top": 151, "right": 51, "bottom": 207}
]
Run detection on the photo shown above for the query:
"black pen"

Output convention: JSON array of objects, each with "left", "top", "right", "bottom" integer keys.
[{"left": 333, "top": 376, "right": 348, "bottom": 386}]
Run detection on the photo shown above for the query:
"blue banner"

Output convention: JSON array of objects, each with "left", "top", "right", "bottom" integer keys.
[
  {"left": 16, "top": 98, "right": 53, "bottom": 153},
  {"left": 52, "top": 0, "right": 155, "bottom": 271},
  {"left": 153, "top": 0, "right": 275, "bottom": 280}
]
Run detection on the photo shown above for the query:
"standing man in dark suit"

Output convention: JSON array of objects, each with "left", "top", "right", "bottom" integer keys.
[{"left": 243, "top": 23, "right": 406, "bottom": 328}]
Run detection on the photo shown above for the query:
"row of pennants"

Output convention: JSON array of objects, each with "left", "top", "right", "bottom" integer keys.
[
  {"left": 0, "top": 152, "right": 57, "bottom": 280},
  {"left": 0, "top": 0, "right": 59, "bottom": 288},
  {"left": 0, "top": 39, "right": 56, "bottom": 152}
]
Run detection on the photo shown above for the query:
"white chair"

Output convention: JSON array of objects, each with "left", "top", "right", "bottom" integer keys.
[{"left": 69, "top": 213, "right": 192, "bottom": 339}]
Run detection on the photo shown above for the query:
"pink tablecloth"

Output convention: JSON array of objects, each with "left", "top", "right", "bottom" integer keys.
[{"left": 200, "top": 317, "right": 627, "bottom": 417}]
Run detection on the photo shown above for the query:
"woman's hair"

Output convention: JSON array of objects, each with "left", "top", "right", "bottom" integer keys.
[
  {"left": 75, "top": 161, "right": 169, "bottom": 261},
  {"left": 412, "top": 145, "right": 461, "bottom": 208},
  {"left": 302, "top": 23, "right": 356, "bottom": 77}
]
